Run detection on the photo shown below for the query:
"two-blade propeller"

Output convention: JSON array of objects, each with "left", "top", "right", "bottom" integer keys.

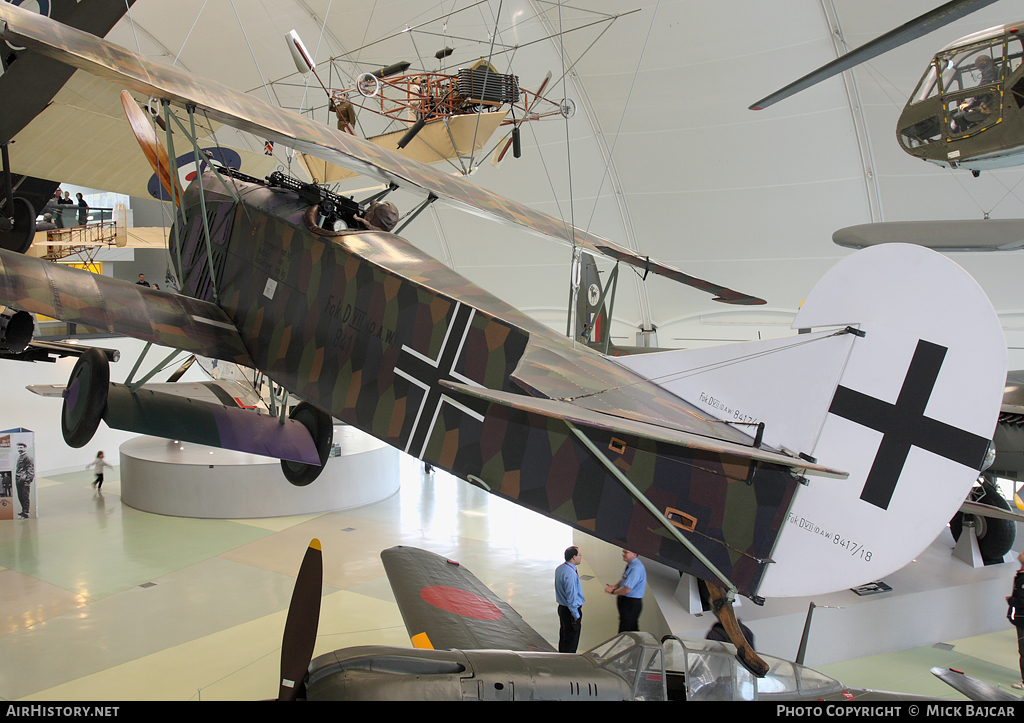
[
  {"left": 277, "top": 539, "right": 323, "bottom": 701},
  {"left": 120, "top": 90, "right": 183, "bottom": 204},
  {"left": 749, "top": 0, "right": 1001, "bottom": 110}
]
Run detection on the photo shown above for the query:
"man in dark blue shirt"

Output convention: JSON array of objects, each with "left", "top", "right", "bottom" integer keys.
[{"left": 555, "top": 546, "right": 585, "bottom": 653}]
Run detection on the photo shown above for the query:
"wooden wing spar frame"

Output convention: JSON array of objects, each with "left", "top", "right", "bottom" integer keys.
[{"left": 0, "top": 4, "right": 764, "bottom": 307}]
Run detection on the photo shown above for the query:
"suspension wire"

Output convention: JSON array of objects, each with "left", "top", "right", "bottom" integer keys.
[
  {"left": 560, "top": 326, "right": 856, "bottom": 403},
  {"left": 229, "top": 0, "right": 275, "bottom": 106},
  {"left": 557, "top": 1, "right": 582, "bottom": 344},
  {"left": 298, "top": 0, "right": 334, "bottom": 117},
  {"left": 983, "top": 171, "right": 1024, "bottom": 216},
  {"left": 354, "top": 0, "right": 381, "bottom": 69},
  {"left": 467, "top": 0, "right": 504, "bottom": 172},
  {"left": 123, "top": 0, "right": 142, "bottom": 53},
  {"left": 173, "top": 0, "right": 208, "bottom": 67},
  {"left": 581, "top": 0, "right": 659, "bottom": 244}
]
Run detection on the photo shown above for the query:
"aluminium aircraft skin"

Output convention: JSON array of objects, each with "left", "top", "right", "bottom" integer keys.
[
  {"left": 0, "top": 4, "right": 1006, "bottom": 613},
  {"left": 295, "top": 544, "right": 940, "bottom": 701}
]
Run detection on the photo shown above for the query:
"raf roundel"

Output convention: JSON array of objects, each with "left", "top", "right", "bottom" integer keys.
[{"left": 146, "top": 147, "right": 242, "bottom": 200}]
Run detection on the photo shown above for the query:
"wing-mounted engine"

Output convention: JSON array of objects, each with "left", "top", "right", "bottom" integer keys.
[
  {"left": 0, "top": 306, "right": 33, "bottom": 353},
  {"left": 59, "top": 347, "right": 333, "bottom": 485}
]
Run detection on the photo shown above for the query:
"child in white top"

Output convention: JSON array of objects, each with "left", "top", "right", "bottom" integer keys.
[{"left": 86, "top": 451, "right": 111, "bottom": 490}]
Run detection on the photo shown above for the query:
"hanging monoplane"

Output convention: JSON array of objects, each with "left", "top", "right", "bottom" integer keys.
[
  {"left": 749, "top": 1, "right": 1024, "bottom": 172},
  {"left": 750, "top": 3, "right": 1024, "bottom": 267},
  {"left": 0, "top": 4, "right": 1009, "bottom": 677}
]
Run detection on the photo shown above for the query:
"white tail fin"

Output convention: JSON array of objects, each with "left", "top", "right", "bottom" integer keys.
[{"left": 613, "top": 244, "right": 1006, "bottom": 597}]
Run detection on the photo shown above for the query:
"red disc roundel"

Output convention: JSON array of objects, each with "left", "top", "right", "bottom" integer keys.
[{"left": 420, "top": 586, "right": 503, "bottom": 620}]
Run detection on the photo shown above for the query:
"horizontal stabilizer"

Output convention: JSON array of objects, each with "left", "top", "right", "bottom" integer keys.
[
  {"left": 931, "top": 667, "right": 1021, "bottom": 702},
  {"left": 103, "top": 382, "right": 321, "bottom": 465},
  {"left": 380, "top": 546, "right": 554, "bottom": 653},
  {"left": 833, "top": 220, "right": 1024, "bottom": 251},
  {"left": 440, "top": 380, "right": 846, "bottom": 478}
]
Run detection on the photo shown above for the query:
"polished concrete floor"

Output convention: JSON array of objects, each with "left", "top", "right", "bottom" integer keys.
[{"left": 0, "top": 454, "right": 1021, "bottom": 701}]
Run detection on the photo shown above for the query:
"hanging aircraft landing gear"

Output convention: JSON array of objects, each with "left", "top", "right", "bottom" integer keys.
[
  {"left": 0, "top": 197, "right": 35, "bottom": 254},
  {"left": 950, "top": 478, "right": 1015, "bottom": 565},
  {"left": 281, "top": 401, "right": 333, "bottom": 486},
  {"left": 0, "top": 142, "right": 35, "bottom": 254},
  {"left": 62, "top": 347, "right": 110, "bottom": 448}
]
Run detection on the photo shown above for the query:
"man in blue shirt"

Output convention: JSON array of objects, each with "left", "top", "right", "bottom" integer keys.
[
  {"left": 555, "top": 546, "right": 585, "bottom": 653},
  {"left": 605, "top": 549, "right": 646, "bottom": 632}
]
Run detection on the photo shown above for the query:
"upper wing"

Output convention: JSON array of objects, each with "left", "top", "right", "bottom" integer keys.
[
  {"left": 0, "top": 248, "right": 252, "bottom": 365},
  {"left": 380, "top": 546, "right": 555, "bottom": 653},
  {"left": 9, "top": 72, "right": 281, "bottom": 200},
  {"left": 0, "top": 3, "right": 763, "bottom": 306}
]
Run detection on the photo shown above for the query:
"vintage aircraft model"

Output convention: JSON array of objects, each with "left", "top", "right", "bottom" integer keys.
[
  {"left": 0, "top": 4, "right": 1008, "bottom": 677},
  {"left": 295, "top": 56, "right": 566, "bottom": 182},
  {"left": 278, "top": 541, "right": 944, "bottom": 701}
]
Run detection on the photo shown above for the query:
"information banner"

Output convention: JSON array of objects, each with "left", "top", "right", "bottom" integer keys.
[{"left": 0, "top": 428, "right": 36, "bottom": 520}]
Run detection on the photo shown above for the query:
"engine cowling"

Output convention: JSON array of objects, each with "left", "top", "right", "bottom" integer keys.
[{"left": 0, "top": 307, "right": 33, "bottom": 353}]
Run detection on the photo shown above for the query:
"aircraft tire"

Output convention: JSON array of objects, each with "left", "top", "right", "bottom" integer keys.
[
  {"left": 61, "top": 348, "right": 110, "bottom": 448},
  {"left": 280, "top": 402, "right": 333, "bottom": 487},
  {"left": 950, "top": 478, "right": 1016, "bottom": 565},
  {"left": 0, "top": 197, "right": 37, "bottom": 255}
]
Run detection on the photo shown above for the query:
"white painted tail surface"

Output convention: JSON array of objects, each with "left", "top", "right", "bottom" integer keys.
[{"left": 613, "top": 244, "right": 1006, "bottom": 598}]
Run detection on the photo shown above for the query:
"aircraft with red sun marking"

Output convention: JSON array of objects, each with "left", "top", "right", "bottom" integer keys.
[{"left": 274, "top": 542, "right": 948, "bottom": 701}]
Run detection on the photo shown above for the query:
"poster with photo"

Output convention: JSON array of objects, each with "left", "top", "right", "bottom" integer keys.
[{"left": 0, "top": 428, "right": 36, "bottom": 520}]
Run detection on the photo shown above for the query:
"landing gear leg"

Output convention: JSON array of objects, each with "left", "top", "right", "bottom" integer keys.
[
  {"left": 0, "top": 143, "right": 34, "bottom": 254},
  {"left": 706, "top": 581, "right": 769, "bottom": 677}
]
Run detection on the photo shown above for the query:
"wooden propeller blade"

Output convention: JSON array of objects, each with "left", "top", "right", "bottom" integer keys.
[
  {"left": 120, "top": 89, "right": 179, "bottom": 204},
  {"left": 706, "top": 581, "right": 769, "bottom": 678},
  {"left": 278, "top": 539, "right": 323, "bottom": 701},
  {"left": 491, "top": 136, "right": 513, "bottom": 167}
]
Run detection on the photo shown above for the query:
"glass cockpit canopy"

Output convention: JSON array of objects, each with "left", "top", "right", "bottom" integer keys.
[
  {"left": 661, "top": 637, "right": 843, "bottom": 702},
  {"left": 910, "top": 24, "right": 1023, "bottom": 104},
  {"left": 584, "top": 632, "right": 667, "bottom": 701}
]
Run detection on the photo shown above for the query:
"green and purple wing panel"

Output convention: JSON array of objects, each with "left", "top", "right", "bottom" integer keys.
[
  {"left": 0, "top": 248, "right": 252, "bottom": 365},
  {"left": 0, "top": 3, "right": 764, "bottom": 306}
]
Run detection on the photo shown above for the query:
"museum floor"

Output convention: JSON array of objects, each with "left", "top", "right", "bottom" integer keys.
[{"left": 0, "top": 455, "right": 1020, "bottom": 701}]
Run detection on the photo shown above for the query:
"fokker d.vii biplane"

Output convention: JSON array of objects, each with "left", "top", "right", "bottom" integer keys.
[
  {"left": 276, "top": 542, "right": 953, "bottom": 701},
  {"left": 0, "top": 4, "right": 1008, "bottom": 676}
]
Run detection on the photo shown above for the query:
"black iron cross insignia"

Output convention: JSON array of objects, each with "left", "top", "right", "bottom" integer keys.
[
  {"left": 394, "top": 301, "right": 488, "bottom": 459},
  {"left": 827, "top": 339, "right": 990, "bottom": 510}
]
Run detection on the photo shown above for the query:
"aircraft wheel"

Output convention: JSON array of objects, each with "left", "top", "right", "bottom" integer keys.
[
  {"left": 61, "top": 348, "right": 110, "bottom": 448},
  {"left": 0, "top": 197, "right": 36, "bottom": 254},
  {"left": 950, "top": 478, "right": 1016, "bottom": 565},
  {"left": 281, "top": 402, "right": 333, "bottom": 487}
]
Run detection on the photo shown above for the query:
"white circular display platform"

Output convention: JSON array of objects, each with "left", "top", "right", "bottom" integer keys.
[{"left": 119, "top": 425, "right": 400, "bottom": 519}]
